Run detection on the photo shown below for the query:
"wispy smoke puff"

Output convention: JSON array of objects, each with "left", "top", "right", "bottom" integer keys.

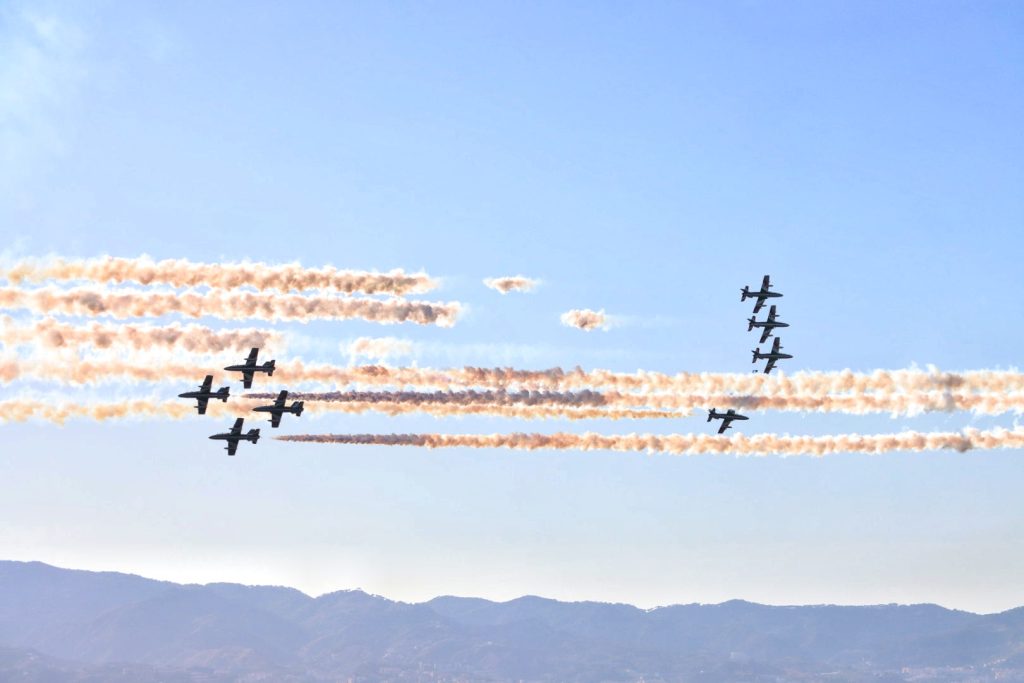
[
  {"left": 483, "top": 276, "right": 540, "bottom": 294},
  {"left": 0, "top": 398, "right": 245, "bottom": 424},
  {"left": 561, "top": 309, "right": 610, "bottom": 331},
  {"left": 0, "top": 286, "right": 462, "bottom": 326},
  {"left": 0, "top": 256, "right": 437, "bottom": 295},
  {"left": 276, "top": 428, "right": 1024, "bottom": 456},
  {"left": 0, "top": 316, "right": 285, "bottom": 353},
  {"left": 342, "top": 337, "right": 416, "bottom": 363}
]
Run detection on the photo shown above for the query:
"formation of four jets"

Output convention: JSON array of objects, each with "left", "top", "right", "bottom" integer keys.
[
  {"left": 178, "top": 348, "right": 302, "bottom": 455},
  {"left": 708, "top": 275, "right": 794, "bottom": 434}
]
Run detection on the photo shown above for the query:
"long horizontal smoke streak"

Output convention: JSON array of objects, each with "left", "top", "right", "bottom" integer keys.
[
  {"left": 245, "top": 388, "right": 1024, "bottom": 416},
  {"left": 0, "top": 317, "right": 285, "bottom": 353},
  {"left": 0, "top": 398, "right": 675, "bottom": 424},
  {"left": 276, "top": 428, "right": 1024, "bottom": 456},
  {"left": 1, "top": 256, "right": 437, "bottom": 295},
  {"left": 274, "top": 364, "right": 1024, "bottom": 395},
  {"left": 0, "top": 286, "right": 462, "bottom": 326}
]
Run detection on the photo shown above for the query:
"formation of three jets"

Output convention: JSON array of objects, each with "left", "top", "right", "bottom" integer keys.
[
  {"left": 178, "top": 348, "right": 302, "bottom": 455},
  {"left": 709, "top": 275, "right": 795, "bottom": 434}
]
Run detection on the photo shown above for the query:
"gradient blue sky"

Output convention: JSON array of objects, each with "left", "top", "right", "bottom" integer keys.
[{"left": 1, "top": 1, "right": 1022, "bottom": 612}]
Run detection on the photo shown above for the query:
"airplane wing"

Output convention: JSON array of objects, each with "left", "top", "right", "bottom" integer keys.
[
  {"left": 275, "top": 390, "right": 287, "bottom": 407},
  {"left": 200, "top": 375, "right": 213, "bottom": 391},
  {"left": 242, "top": 371, "right": 254, "bottom": 389},
  {"left": 763, "top": 357, "right": 777, "bottom": 374},
  {"left": 717, "top": 419, "right": 731, "bottom": 434},
  {"left": 761, "top": 275, "right": 771, "bottom": 290},
  {"left": 230, "top": 417, "right": 244, "bottom": 434},
  {"left": 759, "top": 326, "right": 772, "bottom": 344},
  {"left": 270, "top": 412, "right": 282, "bottom": 428},
  {"left": 246, "top": 347, "right": 259, "bottom": 364},
  {"left": 753, "top": 296, "right": 766, "bottom": 314},
  {"left": 771, "top": 337, "right": 781, "bottom": 353},
  {"left": 766, "top": 305, "right": 777, "bottom": 322},
  {"left": 226, "top": 440, "right": 238, "bottom": 456},
  {"left": 196, "top": 397, "right": 209, "bottom": 415}
]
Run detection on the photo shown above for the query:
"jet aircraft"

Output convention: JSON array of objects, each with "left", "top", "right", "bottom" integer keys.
[
  {"left": 752, "top": 336, "right": 793, "bottom": 374},
  {"left": 707, "top": 408, "right": 749, "bottom": 434},
  {"left": 209, "top": 417, "right": 260, "bottom": 455},
  {"left": 252, "top": 390, "right": 304, "bottom": 428},
  {"left": 224, "top": 347, "right": 275, "bottom": 389},
  {"left": 747, "top": 305, "right": 789, "bottom": 344},
  {"left": 178, "top": 375, "right": 230, "bottom": 415},
  {"left": 741, "top": 274, "right": 783, "bottom": 314}
]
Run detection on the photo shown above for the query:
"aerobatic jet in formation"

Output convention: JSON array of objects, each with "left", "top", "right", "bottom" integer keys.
[
  {"left": 224, "top": 347, "right": 275, "bottom": 389},
  {"left": 707, "top": 408, "right": 749, "bottom": 434},
  {"left": 741, "top": 274, "right": 783, "bottom": 314},
  {"left": 178, "top": 375, "right": 230, "bottom": 415},
  {"left": 752, "top": 337, "right": 792, "bottom": 374},
  {"left": 252, "top": 390, "right": 304, "bottom": 428},
  {"left": 747, "top": 305, "right": 789, "bottom": 344},
  {"left": 209, "top": 418, "right": 260, "bottom": 455}
]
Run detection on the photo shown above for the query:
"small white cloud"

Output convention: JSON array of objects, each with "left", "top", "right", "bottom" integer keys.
[
  {"left": 483, "top": 275, "right": 540, "bottom": 294},
  {"left": 341, "top": 336, "right": 417, "bottom": 364},
  {"left": 560, "top": 308, "right": 612, "bottom": 332}
]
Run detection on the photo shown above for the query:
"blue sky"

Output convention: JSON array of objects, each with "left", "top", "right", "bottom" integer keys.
[{"left": 1, "top": 1, "right": 1022, "bottom": 612}]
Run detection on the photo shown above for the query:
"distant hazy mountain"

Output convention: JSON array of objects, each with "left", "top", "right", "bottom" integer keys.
[{"left": 1, "top": 560, "right": 1021, "bottom": 682}]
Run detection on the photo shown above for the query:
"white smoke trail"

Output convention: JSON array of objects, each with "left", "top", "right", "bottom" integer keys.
[
  {"left": 275, "top": 428, "right": 1024, "bottom": 456},
  {"left": 560, "top": 308, "right": 610, "bottom": 331},
  {"left": 0, "top": 316, "right": 285, "bottom": 353},
  {"left": 342, "top": 337, "right": 416, "bottom": 364},
  {"left": 0, "top": 255, "right": 437, "bottom": 295},
  {"left": 0, "top": 286, "right": 462, "bottom": 326},
  {"left": 483, "top": 275, "right": 540, "bottom": 294}
]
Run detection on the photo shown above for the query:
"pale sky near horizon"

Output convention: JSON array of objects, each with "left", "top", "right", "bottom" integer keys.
[{"left": 1, "top": 1, "right": 1023, "bottom": 613}]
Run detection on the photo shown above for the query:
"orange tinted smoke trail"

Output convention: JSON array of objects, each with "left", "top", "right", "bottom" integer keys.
[
  {"left": 0, "top": 317, "right": 284, "bottom": 353},
  {"left": 0, "top": 287, "right": 462, "bottom": 326},
  {"left": 0, "top": 256, "right": 437, "bottom": 295},
  {"left": 276, "top": 428, "right": 1024, "bottom": 456}
]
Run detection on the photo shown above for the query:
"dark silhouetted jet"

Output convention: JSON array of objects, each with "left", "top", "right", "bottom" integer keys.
[
  {"left": 747, "top": 305, "right": 789, "bottom": 344},
  {"left": 252, "top": 390, "right": 304, "bottom": 428},
  {"left": 178, "top": 375, "right": 230, "bottom": 415},
  {"left": 224, "top": 347, "right": 275, "bottom": 389},
  {"left": 209, "top": 417, "right": 260, "bottom": 455},
  {"left": 752, "top": 337, "right": 792, "bottom": 374},
  {"left": 707, "top": 408, "right": 748, "bottom": 434},
  {"left": 741, "top": 274, "right": 783, "bottom": 314}
]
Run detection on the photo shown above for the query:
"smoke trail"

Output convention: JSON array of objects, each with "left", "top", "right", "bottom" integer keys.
[
  {"left": 0, "top": 396, "right": 676, "bottom": 424},
  {"left": 246, "top": 389, "right": 610, "bottom": 407},
  {"left": 0, "top": 317, "right": 285, "bottom": 353},
  {"left": 1, "top": 256, "right": 437, "bottom": 295},
  {"left": 243, "top": 387, "right": 1024, "bottom": 416},
  {"left": 483, "top": 276, "right": 539, "bottom": 294},
  {"left": 0, "top": 286, "right": 462, "bottom": 326},
  {"left": 0, "top": 398, "right": 255, "bottom": 424},
  {"left": 560, "top": 308, "right": 610, "bottom": 331},
  {"left": 275, "top": 427, "right": 1024, "bottom": 456}
]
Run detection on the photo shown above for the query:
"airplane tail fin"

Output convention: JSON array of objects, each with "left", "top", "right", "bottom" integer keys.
[
  {"left": 707, "top": 410, "right": 713, "bottom": 422},
  {"left": 265, "top": 360, "right": 276, "bottom": 376},
  {"left": 293, "top": 401, "right": 304, "bottom": 416},
  {"left": 747, "top": 317, "right": 755, "bottom": 332},
  {"left": 219, "top": 388, "right": 230, "bottom": 401},
  {"left": 752, "top": 349, "right": 759, "bottom": 363},
  {"left": 740, "top": 286, "right": 749, "bottom": 301},
  {"left": 248, "top": 429, "right": 261, "bottom": 443}
]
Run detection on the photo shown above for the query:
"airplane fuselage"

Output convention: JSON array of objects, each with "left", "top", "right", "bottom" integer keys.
[
  {"left": 253, "top": 405, "right": 302, "bottom": 416},
  {"left": 179, "top": 390, "right": 227, "bottom": 400},
  {"left": 750, "top": 319, "right": 789, "bottom": 329},
  {"left": 754, "top": 351, "right": 793, "bottom": 361},
  {"left": 708, "top": 411, "right": 748, "bottom": 421},
  {"left": 224, "top": 363, "right": 272, "bottom": 374}
]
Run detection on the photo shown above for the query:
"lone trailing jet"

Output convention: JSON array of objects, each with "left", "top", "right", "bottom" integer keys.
[
  {"left": 178, "top": 375, "right": 230, "bottom": 414},
  {"left": 224, "top": 347, "right": 275, "bottom": 389},
  {"left": 252, "top": 390, "right": 304, "bottom": 428},
  {"left": 747, "top": 305, "right": 789, "bottom": 344},
  {"left": 741, "top": 274, "right": 783, "bottom": 314},
  {"left": 752, "top": 336, "right": 793, "bottom": 374},
  {"left": 707, "top": 408, "right": 748, "bottom": 434},
  {"left": 209, "top": 417, "right": 260, "bottom": 455}
]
